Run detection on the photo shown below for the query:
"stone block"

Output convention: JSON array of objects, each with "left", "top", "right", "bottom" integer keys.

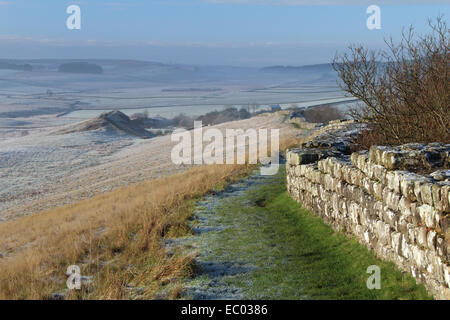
[
  {"left": 421, "top": 183, "right": 434, "bottom": 206},
  {"left": 416, "top": 227, "right": 427, "bottom": 247},
  {"left": 418, "top": 204, "right": 439, "bottom": 229},
  {"left": 400, "top": 173, "right": 419, "bottom": 202}
]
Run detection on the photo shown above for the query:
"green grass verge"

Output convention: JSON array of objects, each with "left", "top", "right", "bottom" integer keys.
[{"left": 195, "top": 167, "right": 432, "bottom": 300}]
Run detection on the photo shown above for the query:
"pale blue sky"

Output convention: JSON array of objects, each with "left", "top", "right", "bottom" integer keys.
[{"left": 0, "top": 1, "right": 448, "bottom": 66}]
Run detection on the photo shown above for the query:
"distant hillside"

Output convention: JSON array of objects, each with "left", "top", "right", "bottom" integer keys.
[
  {"left": 58, "top": 62, "right": 103, "bottom": 74},
  {"left": 54, "top": 111, "right": 153, "bottom": 139},
  {"left": 0, "top": 61, "right": 32, "bottom": 71},
  {"left": 260, "top": 63, "right": 334, "bottom": 74}
]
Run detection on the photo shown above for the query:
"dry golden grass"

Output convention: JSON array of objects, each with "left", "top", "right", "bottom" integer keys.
[
  {"left": 0, "top": 164, "right": 254, "bottom": 299},
  {"left": 0, "top": 125, "right": 304, "bottom": 300}
]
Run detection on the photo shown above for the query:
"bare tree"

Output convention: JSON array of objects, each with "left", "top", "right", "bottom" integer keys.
[{"left": 332, "top": 17, "right": 449, "bottom": 145}]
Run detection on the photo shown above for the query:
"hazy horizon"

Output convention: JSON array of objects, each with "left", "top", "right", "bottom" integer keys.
[
  {"left": 0, "top": 57, "right": 339, "bottom": 68},
  {"left": 0, "top": 1, "right": 448, "bottom": 66}
]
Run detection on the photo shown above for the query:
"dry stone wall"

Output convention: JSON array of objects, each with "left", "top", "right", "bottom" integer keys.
[{"left": 286, "top": 121, "right": 450, "bottom": 299}]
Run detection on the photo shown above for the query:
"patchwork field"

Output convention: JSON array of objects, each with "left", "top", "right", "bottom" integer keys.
[{"left": 0, "top": 59, "right": 355, "bottom": 221}]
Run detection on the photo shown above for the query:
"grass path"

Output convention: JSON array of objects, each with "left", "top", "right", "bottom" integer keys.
[{"left": 174, "top": 166, "right": 431, "bottom": 300}]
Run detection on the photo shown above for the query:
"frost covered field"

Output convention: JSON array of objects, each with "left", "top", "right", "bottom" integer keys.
[
  {"left": 0, "top": 112, "right": 300, "bottom": 221},
  {"left": 0, "top": 127, "right": 135, "bottom": 219},
  {"left": 0, "top": 59, "right": 352, "bottom": 221},
  {"left": 0, "top": 60, "right": 349, "bottom": 118}
]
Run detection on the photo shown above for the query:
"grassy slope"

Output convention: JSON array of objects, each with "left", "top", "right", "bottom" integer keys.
[
  {"left": 0, "top": 122, "right": 301, "bottom": 300},
  {"left": 0, "top": 164, "right": 253, "bottom": 299},
  {"left": 187, "top": 167, "right": 431, "bottom": 299}
]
